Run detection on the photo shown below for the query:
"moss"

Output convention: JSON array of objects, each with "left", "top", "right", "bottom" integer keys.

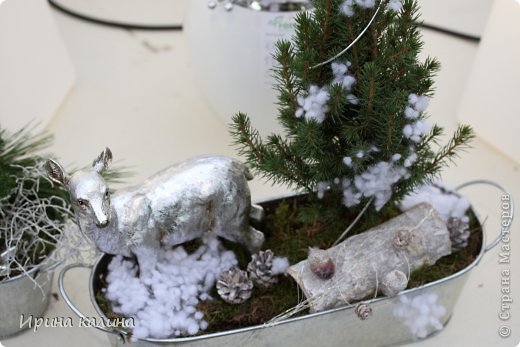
[
  {"left": 94, "top": 275, "right": 133, "bottom": 339},
  {"left": 94, "top": 195, "right": 482, "bottom": 337},
  {"left": 199, "top": 276, "right": 301, "bottom": 333},
  {"left": 408, "top": 209, "right": 482, "bottom": 288}
]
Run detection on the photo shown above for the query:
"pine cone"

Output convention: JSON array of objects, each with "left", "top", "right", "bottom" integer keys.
[
  {"left": 355, "top": 303, "right": 372, "bottom": 320},
  {"left": 216, "top": 267, "right": 253, "bottom": 304},
  {"left": 247, "top": 249, "right": 278, "bottom": 288},
  {"left": 447, "top": 217, "right": 470, "bottom": 252},
  {"left": 392, "top": 229, "right": 412, "bottom": 250}
]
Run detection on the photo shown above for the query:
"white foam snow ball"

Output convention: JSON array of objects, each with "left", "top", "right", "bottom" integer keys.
[
  {"left": 387, "top": 0, "right": 402, "bottom": 12},
  {"left": 355, "top": 0, "right": 376, "bottom": 9},
  {"left": 271, "top": 256, "right": 290, "bottom": 275},
  {"left": 104, "top": 235, "right": 238, "bottom": 341},
  {"left": 296, "top": 85, "right": 330, "bottom": 123},
  {"left": 393, "top": 293, "right": 446, "bottom": 338},
  {"left": 351, "top": 161, "right": 410, "bottom": 210},
  {"left": 399, "top": 181, "right": 470, "bottom": 224},
  {"left": 340, "top": 0, "right": 355, "bottom": 16}
]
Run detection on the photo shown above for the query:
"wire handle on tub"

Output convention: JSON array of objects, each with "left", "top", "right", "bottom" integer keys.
[
  {"left": 455, "top": 179, "right": 514, "bottom": 253},
  {"left": 58, "top": 263, "right": 127, "bottom": 344}
]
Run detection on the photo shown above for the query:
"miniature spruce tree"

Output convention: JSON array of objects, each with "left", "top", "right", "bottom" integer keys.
[{"left": 231, "top": 0, "right": 473, "bottom": 213}]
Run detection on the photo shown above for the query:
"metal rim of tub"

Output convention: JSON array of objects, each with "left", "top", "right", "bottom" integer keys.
[
  {"left": 215, "top": 1, "right": 311, "bottom": 12},
  {"left": 58, "top": 179, "right": 514, "bottom": 344},
  {"left": 0, "top": 250, "right": 64, "bottom": 338},
  {"left": 1, "top": 254, "right": 64, "bottom": 284}
]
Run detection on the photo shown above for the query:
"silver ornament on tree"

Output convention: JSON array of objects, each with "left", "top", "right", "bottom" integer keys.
[
  {"left": 446, "top": 217, "right": 470, "bottom": 252},
  {"left": 247, "top": 249, "right": 277, "bottom": 287},
  {"left": 216, "top": 267, "right": 254, "bottom": 304}
]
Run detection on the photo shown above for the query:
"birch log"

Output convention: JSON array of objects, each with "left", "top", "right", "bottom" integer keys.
[{"left": 287, "top": 203, "right": 452, "bottom": 312}]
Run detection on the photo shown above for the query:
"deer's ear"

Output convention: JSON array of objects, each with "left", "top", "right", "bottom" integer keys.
[
  {"left": 92, "top": 147, "right": 113, "bottom": 174},
  {"left": 45, "top": 159, "right": 69, "bottom": 186}
]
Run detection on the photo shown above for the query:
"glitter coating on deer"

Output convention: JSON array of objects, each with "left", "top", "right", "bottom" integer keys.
[{"left": 45, "top": 148, "right": 264, "bottom": 278}]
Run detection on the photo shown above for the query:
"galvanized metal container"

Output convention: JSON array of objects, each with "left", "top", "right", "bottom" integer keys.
[
  {"left": 59, "top": 180, "right": 513, "bottom": 347},
  {"left": 0, "top": 264, "right": 54, "bottom": 338}
]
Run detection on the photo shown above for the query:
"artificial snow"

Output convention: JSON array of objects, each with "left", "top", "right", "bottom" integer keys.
[
  {"left": 331, "top": 62, "right": 356, "bottom": 91},
  {"left": 403, "top": 151, "right": 417, "bottom": 168},
  {"left": 331, "top": 61, "right": 359, "bottom": 105},
  {"left": 294, "top": 60, "right": 360, "bottom": 124},
  {"left": 296, "top": 85, "right": 330, "bottom": 123},
  {"left": 336, "top": 93, "right": 434, "bottom": 210},
  {"left": 354, "top": 0, "right": 376, "bottom": 9},
  {"left": 350, "top": 161, "right": 410, "bottom": 210},
  {"left": 103, "top": 235, "right": 238, "bottom": 341},
  {"left": 341, "top": 0, "right": 379, "bottom": 17},
  {"left": 346, "top": 93, "right": 359, "bottom": 105},
  {"left": 271, "top": 256, "right": 290, "bottom": 275},
  {"left": 399, "top": 182, "right": 470, "bottom": 224},
  {"left": 387, "top": 0, "right": 402, "bottom": 12},
  {"left": 403, "top": 120, "right": 431, "bottom": 143},
  {"left": 343, "top": 186, "right": 362, "bottom": 207},
  {"left": 340, "top": 152, "right": 414, "bottom": 210},
  {"left": 402, "top": 94, "right": 431, "bottom": 143},
  {"left": 340, "top": 0, "right": 355, "bottom": 16},
  {"left": 316, "top": 181, "right": 330, "bottom": 199},
  {"left": 404, "top": 106, "right": 419, "bottom": 120},
  {"left": 392, "top": 153, "right": 402, "bottom": 161},
  {"left": 393, "top": 293, "right": 446, "bottom": 338},
  {"left": 408, "top": 93, "right": 429, "bottom": 113}
]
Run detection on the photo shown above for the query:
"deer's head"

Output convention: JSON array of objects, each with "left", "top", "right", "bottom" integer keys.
[{"left": 46, "top": 148, "right": 113, "bottom": 228}]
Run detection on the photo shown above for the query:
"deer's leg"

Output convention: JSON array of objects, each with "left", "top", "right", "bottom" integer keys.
[
  {"left": 249, "top": 204, "right": 265, "bottom": 222},
  {"left": 213, "top": 201, "right": 262, "bottom": 253},
  {"left": 244, "top": 226, "right": 264, "bottom": 253},
  {"left": 132, "top": 244, "right": 159, "bottom": 283}
]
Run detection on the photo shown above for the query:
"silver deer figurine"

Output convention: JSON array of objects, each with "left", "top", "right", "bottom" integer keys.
[{"left": 45, "top": 148, "right": 265, "bottom": 278}]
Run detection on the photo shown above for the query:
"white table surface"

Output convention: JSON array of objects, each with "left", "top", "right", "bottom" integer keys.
[{"left": 2, "top": 1, "right": 519, "bottom": 346}]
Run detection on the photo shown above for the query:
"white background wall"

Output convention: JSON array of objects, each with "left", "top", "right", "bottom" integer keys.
[
  {"left": 458, "top": 0, "right": 520, "bottom": 163},
  {"left": 0, "top": 0, "right": 75, "bottom": 131},
  {"left": 418, "top": 0, "right": 495, "bottom": 38}
]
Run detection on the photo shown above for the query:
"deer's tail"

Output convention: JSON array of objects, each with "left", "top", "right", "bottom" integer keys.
[{"left": 243, "top": 164, "right": 254, "bottom": 181}]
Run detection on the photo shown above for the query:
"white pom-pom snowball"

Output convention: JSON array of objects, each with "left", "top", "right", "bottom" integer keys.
[
  {"left": 355, "top": 0, "right": 376, "bottom": 9},
  {"left": 104, "top": 235, "right": 238, "bottom": 341},
  {"left": 271, "top": 257, "right": 290, "bottom": 275}
]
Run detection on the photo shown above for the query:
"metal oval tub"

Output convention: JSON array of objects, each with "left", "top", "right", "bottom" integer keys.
[{"left": 59, "top": 180, "right": 514, "bottom": 346}]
